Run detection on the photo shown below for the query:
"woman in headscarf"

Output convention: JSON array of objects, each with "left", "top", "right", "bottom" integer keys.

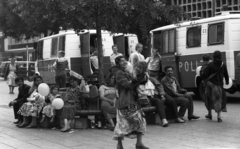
[
  {"left": 99, "top": 73, "right": 117, "bottom": 131},
  {"left": 201, "top": 51, "right": 229, "bottom": 122},
  {"left": 113, "top": 56, "right": 149, "bottom": 149}
]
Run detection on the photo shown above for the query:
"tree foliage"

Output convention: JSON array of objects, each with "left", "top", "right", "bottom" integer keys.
[{"left": 0, "top": 0, "right": 185, "bottom": 84}]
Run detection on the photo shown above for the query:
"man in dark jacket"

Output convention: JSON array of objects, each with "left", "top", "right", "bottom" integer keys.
[
  {"left": 161, "top": 66, "right": 200, "bottom": 121},
  {"left": 9, "top": 77, "right": 30, "bottom": 125},
  {"left": 149, "top": 77, "right": 186, "bottom": 124}
]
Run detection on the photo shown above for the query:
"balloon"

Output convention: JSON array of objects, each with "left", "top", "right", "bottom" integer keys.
[
  {"left": 52, "top": 98, "right": 64, "bottom": 109},
  {"left": 223, "top": 78, "right": 233, "bottom": 89},
  {"left": 38, "top": 83, "right": 50, "bottom": 96}
]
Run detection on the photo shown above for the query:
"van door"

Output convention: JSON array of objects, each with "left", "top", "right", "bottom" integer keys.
[
  {"left": 153, "top": 29, "right": 180, "bottom": 81},
  {"left": 113, "top": 35, "right": 125, "bottom": 56},
  {"left": 80, "top": 32, "right": 91, "bottom": 77}
]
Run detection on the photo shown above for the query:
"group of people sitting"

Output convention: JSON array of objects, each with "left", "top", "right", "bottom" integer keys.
[{"left": 9, "top": 75, "right": 91, "bottom": 132}]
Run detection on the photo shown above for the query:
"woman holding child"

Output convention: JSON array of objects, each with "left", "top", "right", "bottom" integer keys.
[{"left": 113, "top": 56, "right": 149, "bottom": 149}]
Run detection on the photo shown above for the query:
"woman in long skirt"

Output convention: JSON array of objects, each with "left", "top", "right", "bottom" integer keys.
[
  {"left": 113, "top": 56, "right": 149, "bottom": 149},
  {"left": 201, "top": 51, "right": 229, "bottom": 122}
]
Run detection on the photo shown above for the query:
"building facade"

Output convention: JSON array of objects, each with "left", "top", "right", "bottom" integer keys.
[
  {"left": 171, "top": 0, "right": 240, "bottom": 21},
  {"left": 0, "top": 33, "right": 43, "bottom": 62}
]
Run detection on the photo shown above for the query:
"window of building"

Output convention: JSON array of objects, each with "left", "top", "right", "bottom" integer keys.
[
  {"left": 187, "top": 26, "right": 201, "bottom": 48},
  {"left": 58, "top": 35, "right": 66, "bottom": 52},
  {"left": 208, "top": 23, "right": 224, "bottom": 45},
  {"left": 51, "top": 37, "right": 58, "bottom": 57}
]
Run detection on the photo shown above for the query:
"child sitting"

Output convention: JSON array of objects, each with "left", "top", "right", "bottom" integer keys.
[
  {"left": 79, "top": 79, "right": 91, "bottom": 99},
  {"left": 41, "top": 85, "right": 61, "bottom": 123}
]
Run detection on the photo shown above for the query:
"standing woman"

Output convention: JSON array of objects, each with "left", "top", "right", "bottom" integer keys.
[
  {"left": 6, "top": 58, "right": 18, "bottom": 94},
  {"left": 201, "top": 51, "right": 229, "bottom": 122},
  {"left": 113, "top": 56, "right": 149, "bottom": 149},
  {"left": 53, "top": 51, "right": 69, "bottom": 88}
]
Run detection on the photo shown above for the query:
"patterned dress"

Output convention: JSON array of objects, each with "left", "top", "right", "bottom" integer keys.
[
  {"left": 99, "top": 85, "right": 117, "bottom": 120},
  {"left": 7, "top": 64, "right": 17, "bottom": 86},
  {"left": 42, "top": 94, "right": 60, "bottom": 117},
  {"left": 18, "top": 91, "right": 45, "bottom": 117},
  {"left": 113, "top": 69, "right": 146, "bottom": 140},
  {"left": 60, "top": 87, "right": 83, "bottom": 119}
]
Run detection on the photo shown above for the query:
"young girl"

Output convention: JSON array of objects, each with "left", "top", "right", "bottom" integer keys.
[
  {"left": 60, "top": 76, "right": 87, "bottom": 132},
  {"left": 41, "top": 85, "right": 61, "bottom": 123}
]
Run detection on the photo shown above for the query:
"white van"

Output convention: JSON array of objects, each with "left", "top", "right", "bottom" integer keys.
[
  {"left": 36, "top": 29, "right": 138, "bottom": 85},
  {"left": 150, "top": 11, "right": 240, "bottom": 98}
]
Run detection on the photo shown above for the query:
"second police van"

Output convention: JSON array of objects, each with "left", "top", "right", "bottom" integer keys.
[{"left": 36, "top": 29, "right": 138, "bottom": 85}]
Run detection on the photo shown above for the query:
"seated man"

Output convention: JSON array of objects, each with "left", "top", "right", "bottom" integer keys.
[
  {"left": 9, "top": 77, "right": 30, "bottom": 126},
  {"left": 135, "top": 61, "right": 185, "bottom": 128},
  {"left": 161, "top": 66, "right": 200, "bottom": 121}
]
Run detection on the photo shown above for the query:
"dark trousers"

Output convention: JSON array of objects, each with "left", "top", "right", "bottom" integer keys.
[
  {"left": 55, "top": 74, "right": 66, "bottom": 88},
  {"left": 173, "top": 94, "right": 193, "bottom": 117},
  {"left": 164, "top": 94, "right": 179, "bottom": 119},
  {"left": 13, "top": 102, "right": 23, "bottom": 121},
  {"left": 149, "top": 98, "right": 166, "bottom": 120}
]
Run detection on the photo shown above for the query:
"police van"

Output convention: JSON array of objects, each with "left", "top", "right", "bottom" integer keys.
[
  {"left": 150, "top": 11, "right": 240, "bottom": 99},
  {"left": 36, "top": 29, "right": 138, "bottom": 85}
]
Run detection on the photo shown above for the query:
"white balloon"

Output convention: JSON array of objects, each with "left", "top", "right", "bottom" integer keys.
[
  {"left": 52, "top": 98, "right": 64, "bottom": 109},
  {"left": 223, "top": 78, "right": 233, "bottom": 89},
  {"left": 38, "top": 83, "right": 50, "bottom": 96}
]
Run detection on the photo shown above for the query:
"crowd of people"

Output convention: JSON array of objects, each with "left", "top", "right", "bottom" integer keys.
[{"left": 7, "top": 43, "right": 230, "bottom": 149}]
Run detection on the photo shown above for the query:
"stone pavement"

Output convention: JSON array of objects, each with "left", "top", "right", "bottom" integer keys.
[{"left": 0, "top": 78, "right": 240, "bottom": 149}]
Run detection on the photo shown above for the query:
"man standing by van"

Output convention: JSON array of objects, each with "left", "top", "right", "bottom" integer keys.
[
  {"left": 110, "top": 45, "right": 122, "bottom": 66},
  {"left": 129, "top": 43, "right": 145, "bottom": 76},
  {"left": 53, "top": 51, "right": 69, "bottom": 88}
]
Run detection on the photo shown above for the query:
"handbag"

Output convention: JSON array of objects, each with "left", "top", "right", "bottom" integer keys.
[{"left": 138, "top": 96, "right": 151, "bottom": 107}]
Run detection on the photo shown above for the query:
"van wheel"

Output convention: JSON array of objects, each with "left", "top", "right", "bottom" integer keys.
[{"left": 199, "top": 82, "right": 206, "bottom": 101}]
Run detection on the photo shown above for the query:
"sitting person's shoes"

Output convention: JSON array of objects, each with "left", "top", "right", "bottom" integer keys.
[
  {"left": 217, "top": 117, "right": 222, "bottom": 123},
  {"left": 175, "top": 117, "right": 185, "bottom": 123},
  {"left": 13, "top": 120, "right": 20, "bottom": 124},
  {"left": 188, "top": 115, "right": 200, "bottom": 120},
  {"left": 179, "top": 117, "right": 186, "bottom": 121},
  {"left": 136, "top": 144, "right": 149, "bottom": 149},
  {"left": 205, "top": 114, "right": 212, "bottom": 120},
  {"left": 162, "top": 119, "right": 169, "bottom": 127}
]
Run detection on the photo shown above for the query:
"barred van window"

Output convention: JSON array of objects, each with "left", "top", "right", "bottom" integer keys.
[
  {"left": 37, "top": 41, "right": 43, "bottom": 60},
  {"left": 187, "top": 26, "right": 201, "bottom": 48},
  {"left": 51, "top": 37, "right": 58, "bottom": 57},
  {"left": 162, "top": 30, "right": 175, "bottom": 54},
  {"left": 208, "top": 23, "right": 224, "bottom": 45},
  {"left": 59, "top": 36, "right": 66, "bottom": 52}
]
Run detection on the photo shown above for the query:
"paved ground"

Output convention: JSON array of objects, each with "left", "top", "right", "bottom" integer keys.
[{"left": 0, "top": 78, "right": 240, "bottom": 149}]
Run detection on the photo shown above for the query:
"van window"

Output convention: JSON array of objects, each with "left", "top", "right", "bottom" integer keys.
[
  {"left": 153, "top": 31, "right": 162, "bottom": 53},
  {"left": 59, "top": 35, "right": 65, "bottom": 52},
  {"left": 187, "top": 26, "right": 201, "bottom": 48},
  {"left": 162, "top": 30, "right": 175, "bottom": 54},
  {"left": 208, "top": 23, "right": 224, "bottom": 45},
  {"left": 37, "top": 40, "right": 43, "bottom": 60},
  {"left": 51, "top": 37, "right": 58, "bottom": 57}
]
